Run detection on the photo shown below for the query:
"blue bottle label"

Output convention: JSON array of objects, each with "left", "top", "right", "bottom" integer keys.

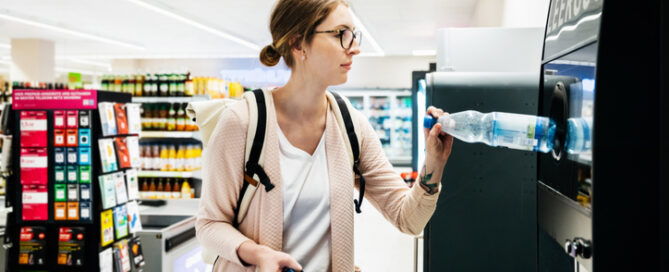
[{"left": 491, "top": 112, "right": 544, "bottom": 151}]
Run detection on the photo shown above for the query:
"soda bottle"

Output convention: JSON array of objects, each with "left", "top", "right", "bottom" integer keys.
[{"left": 424, "top": 111, "right": 556, "bottom": 153}]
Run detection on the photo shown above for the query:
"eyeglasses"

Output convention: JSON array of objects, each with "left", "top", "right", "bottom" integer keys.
[{"left": 313, "top": 28, "right": 362, "bottom": 50}]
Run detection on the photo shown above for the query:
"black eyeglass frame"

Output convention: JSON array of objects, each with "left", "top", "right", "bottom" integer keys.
[{"left": 313, "top": 28, "right": 362, "bottom": 50}]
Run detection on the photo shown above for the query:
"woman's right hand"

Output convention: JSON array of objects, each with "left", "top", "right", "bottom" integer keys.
[{"left": 238, "top": 240, "right": 302, "bottom": 272}]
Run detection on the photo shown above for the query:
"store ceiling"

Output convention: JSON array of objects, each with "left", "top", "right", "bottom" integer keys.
[{"left": 0, "top": 0, "right": 484, "bottom": 62}]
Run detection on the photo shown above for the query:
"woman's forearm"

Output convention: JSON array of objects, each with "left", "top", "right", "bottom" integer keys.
[
  {"left": 419, "top": 158, "right": 445, "bottom": 194},
  {"left": 237, "top": 240, "right": 270, "bottom": 266}
]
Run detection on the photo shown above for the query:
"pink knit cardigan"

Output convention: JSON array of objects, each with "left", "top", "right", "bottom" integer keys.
[{"left": 195, "top": 93, "right": 442, "bottom": 271}]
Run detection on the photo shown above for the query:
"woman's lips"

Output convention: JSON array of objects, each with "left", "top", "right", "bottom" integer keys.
[{"left": 341, "top": 62, "right": 352, "bottom": 70}]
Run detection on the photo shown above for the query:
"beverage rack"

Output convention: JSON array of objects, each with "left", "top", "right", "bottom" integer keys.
[{"left": 3, "top": 90, "right": 146, "bottom": 272}]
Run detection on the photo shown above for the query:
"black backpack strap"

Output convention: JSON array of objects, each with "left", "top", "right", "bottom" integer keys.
[
  {"left": 245, "top": 89, "right": 274, "bottom": 192},
  {"left": 234, "top": 89, "right": 274, "bottom": 228},
  {"left": 330, "top": 91, "right": 365, "bottom": 213}
]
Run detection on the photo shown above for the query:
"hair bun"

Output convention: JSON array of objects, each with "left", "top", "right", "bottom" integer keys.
[{"left": 260, "top": 44, "right": 281, "bottom": 67}]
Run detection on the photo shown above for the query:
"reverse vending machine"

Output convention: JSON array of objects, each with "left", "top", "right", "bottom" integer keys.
[{"left": 537, "top": 1, "right": 667, "bottom": 271}]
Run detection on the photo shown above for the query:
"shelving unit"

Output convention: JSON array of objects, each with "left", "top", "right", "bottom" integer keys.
[
  {"left": 137, "top": 170, "right": 201, "bottom": 179},
  {"left": 131, "top": 95, "right": 210, "bottom": 104},
  {"left": 139, "top": 131, "right": 200, "bottom": 139}
]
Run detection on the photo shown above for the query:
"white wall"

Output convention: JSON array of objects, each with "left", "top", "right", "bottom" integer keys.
[{"left": 502, "top": 0, "right": 551, "bottom": 28}]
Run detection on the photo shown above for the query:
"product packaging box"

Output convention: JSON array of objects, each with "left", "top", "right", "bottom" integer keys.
[
  {"left": 101, "top": 209, "right": 114, "bottom": 247},
  {"left": 79, "top": 128, "right": 91, "bottom": 146},
  {"left": 79, "top": 165, "right": 91, "bottom": 183},
  {"left": 125, "top": 169, "right": 140, "bottom": 200},
  {"left": 114, "top": 103, "right": 129, "bottom": 135},
  {"left": 67, "top": 184, "right": 79, "bottom": 202},
  {"left": 66, "top": 147, "right": 78, "bottom": 165},
  {"left": 80, "top": 183, "right": 91, "bottom": 201},
  {"left": 99, "top": 247, "right": 113, "bottom": 272},
  {"left": 54, "top": 202, "right": 67, "bottom": 220},
  {"left": 54, "top": 110, "right": 66, "bottom": 129},
  {"left": 128, "top": 236, "right": 146, "bottom": 269},
  {"left": 99, "top": 174, "right": 117, "bottom": 209},
  {"left": 18, "top": 226, "right": 47, "bottom": 266},
  {"left": 66, "top": 110, "right": 78, "bottom": 128},
  {"left": 126, "top": 136, "right": 141, "bottom": 168},
  {"left": 67, "top": 164, "right": 78, "bottom": 183},
  {"left": 114, "top": 137, "right": 131, "bottom": 169},
  {"left": 54, "top": 147, "right": 65, "bottom": 166},
  {"left": 113, "top": 204, "right": 129, "bottom": 239},
  {"left": 20, "top": 148, "right": 48, "bottom": 185},
  {"left": 99, "top": 139, "right": 118, "bottom": 173},
  {"left": 66, "top": 129, "right": 78, "bottom": 147},
  {"left": 113, "top": 239, "right": 131, "bottom": 272},
  {"left": 126, "top": 201, "right": 142, "bottom": 233},
  {"left": 20, "top": 111, "right": 47, "bottom": 147},
  {"left": 114, "top": 172, "right": 128, "bottom": 204},
  {"left": 57, "top": 227, "right": 85, "bottom": 266},
  {"left": 78, "top": 110, "right": 91, "bottom": 129},
  {"left": 22, "top": 184, "right": 48, "bottom": 221},
  {"left": 54, "top": 129, "right": 65, "bottom": 147},
  {"left": 54, "top": 184, "right": 67, "bottom": 202},
  {"left": 79, "top": 147, "right": 91, "bottom": 165},
  {"left": 99, "top": 102, "right": 117, "bottom": 136},
  {"left": 55, "top": 166, "right": 66, "bottom": 183},
  {"left": 126, "top": 103, "right": 142, "bottom": 135},
  {"left": 67, "top": 202, "right": 79, "bottom": 220},
  {"left": 80, "top": 201, "right": 92, "bottom": 222}
]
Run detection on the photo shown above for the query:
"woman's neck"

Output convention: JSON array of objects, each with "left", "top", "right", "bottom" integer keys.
[{"left": 273, "top": 72, "right": 328, "bottom": 123}]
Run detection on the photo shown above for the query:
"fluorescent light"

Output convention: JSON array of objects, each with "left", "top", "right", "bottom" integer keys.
[
  {"left": 0, "top": 12, "right": 144, "bottom": 50},
  {"left": 58, "top": 53, "right": 258, "bottom": 59},
  {"left": 350, "top": 9, "right": 384, "bottom": 56},
  {"left": 412, "top": 50, "right": 436, "bottom": 56},
  {"left": 122, "top": 0, "right": 260, "bottom": 51},
  {"left": 0, "top": 43, "right": 9, "bottom": 49},
  {"left": 55, "top": 66, "right": 103, "bottom": 76}
]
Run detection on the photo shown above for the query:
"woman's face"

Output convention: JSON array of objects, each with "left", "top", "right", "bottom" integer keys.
[{"left": 302, "top": 4, "right": 361, "bottom": 86}]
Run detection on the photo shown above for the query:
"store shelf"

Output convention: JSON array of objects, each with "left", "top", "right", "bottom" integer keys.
[
  {"left": 139, "top": 131, "right": 200, "bottom": 139},
  {"left": 138, "top": 170, "right": 201, "bottom": 178},
  {"left": 131, "top": 95, "right": 211, "bottom": 103}
]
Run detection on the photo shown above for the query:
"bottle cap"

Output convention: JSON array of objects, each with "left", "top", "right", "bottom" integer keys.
[{"left": 423, "top": 116, "right": 438, "bottom": 129}]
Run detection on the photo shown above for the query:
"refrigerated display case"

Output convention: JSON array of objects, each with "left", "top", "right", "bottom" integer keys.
[
  {"left": 537, "top": 1, "right": 668, "bottom": 271},
  {"left": 336, "top": 89, "right": 412, "bottom": 166}
]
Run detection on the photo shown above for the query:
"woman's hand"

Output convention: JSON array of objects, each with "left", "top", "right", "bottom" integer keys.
[
  {"left": 419, "top": 106, "right": 454, "bottom": 194},
  {"left": 238, "top": 241, "right": 302, "bottom": 272},
  {"left": 424, "top": 106, "right": 454, "bottom": 167}
]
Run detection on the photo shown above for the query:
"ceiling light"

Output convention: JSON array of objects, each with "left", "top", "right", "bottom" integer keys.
[
  {"left": 350, "top": 9, "right": 384, "bottom": 56},
  {"left": 412, "top": 50, "right": 436, "bottom": 56},
  {"left": 122, "top": 0, "right": 260, "bottom": 51},
  {"left": 57, "top": 53, "right": 258, "bottom": 59},
  {"left": 0, "top": 12, "right": 144, "bottom": 50},
  {"left": 0, "top": 43, "right": 10, "bottom": 49}
]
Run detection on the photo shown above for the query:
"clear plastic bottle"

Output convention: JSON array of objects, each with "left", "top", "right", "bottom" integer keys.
[
  {"left": 566, "top": 117, "right": 592, "bottom": 154},
  {"left": 424, "top": 110, "right": 556, "bottom": 153}
]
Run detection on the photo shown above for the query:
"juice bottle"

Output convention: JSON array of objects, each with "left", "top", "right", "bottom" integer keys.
[
  {"left": 135, "top": 74, "right": 144, "bottom": 96},
  {"left": 194, "top": 143, "right": 202, "bottom": 170},
  {"left": 144, "top": 73, "right": 153, "bottom": 97},
  {"left": 160, "top": 143, "right": 169, "bottom": 171},
  {"left": 156, "top": 179, "right": 164, "bottom": 199},
  {"left": 164, "top": 178, "right": 172, "bottom": 199},
  {"left": 176, "top": 103, "right": 186, "bottom": 131},
  {"left": 128, "top": 75, "right": 136, "bottom": 95},
  {"left": 148, "top": 179, "right": 157, "bottom": 199},
  {"left": 177, "top": 73, "right": 186, "bottom": 97},
  {"left": 176, "top": 144, "right": 185, "bottom": 171},
  {"left": 159, "top": 74, "right": 169, "bottom": 97},
  {"left": 168, "top": 144, "right": 177, "bottom": 171},
  {"left": 181, "top": 179, "right": 191, "bottom": 199},
  {"left": 158, "top": 104, "right": 168, "bottom": 131},
  {"left": 172, "top": 179, "right": 181, "bottom": 199},
  {"left": 185, "top": 72, "right": 194, "bottom": 97},
  {"left": 140, "top": 179, "right": 149, "bottom": 199},
  {"left": 167, "top": 103, "right": 176, "bottom": 131},
  {"left": 184, "top": 144, "right": 193, "bottom": 171}
]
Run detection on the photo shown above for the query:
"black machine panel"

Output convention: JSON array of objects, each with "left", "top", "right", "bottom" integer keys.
[{"left": 538, "top": 0, "right": 667, "bottom": 271}]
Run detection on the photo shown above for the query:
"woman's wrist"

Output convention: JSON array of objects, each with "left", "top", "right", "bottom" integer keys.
[
  {"left": 419, "top": 160, "right": 444, "bottom": 194},
  {"left": 238, "top": 240, "right": 271, "bottom": 266}
]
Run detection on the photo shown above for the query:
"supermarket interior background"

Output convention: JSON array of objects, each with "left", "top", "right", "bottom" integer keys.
[{"left": 0, "top": 0, "right": 667, "bottom": 272}]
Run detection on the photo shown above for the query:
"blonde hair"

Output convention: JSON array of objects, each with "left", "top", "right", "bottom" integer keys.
[{"left": 259, "top": 0, "right": 349, "bottom": 67}]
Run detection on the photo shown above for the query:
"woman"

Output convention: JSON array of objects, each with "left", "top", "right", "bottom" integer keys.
[{"left": 195, "top": 0, "right": 453, "bottom": 271}]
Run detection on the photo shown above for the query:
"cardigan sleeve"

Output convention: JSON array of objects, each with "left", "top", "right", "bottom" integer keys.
[
  {"left": 355, "top": 110, "right": 442, "bottom": 236},
  {"left": 195, "top": 105, "right": 252, "bottom": 266}
]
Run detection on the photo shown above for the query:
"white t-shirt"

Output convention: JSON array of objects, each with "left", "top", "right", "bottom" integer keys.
[{"left": 278, "top": 128, "right": 332, "bottom": 272}]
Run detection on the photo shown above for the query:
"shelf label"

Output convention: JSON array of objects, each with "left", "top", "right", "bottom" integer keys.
[{"left": 12, "top": 90, "right": 98, "bottom": 110}]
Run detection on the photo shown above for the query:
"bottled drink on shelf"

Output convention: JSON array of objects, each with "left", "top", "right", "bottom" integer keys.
[
  {"left": 172, "top": 179, "right": 181, "bottom": 199},
  {"left": 176, "top": 103, "right": 186, "bottom": 131},
  {"left": 424, "top": 111, "right": 557, "bottom": 153},
  {"left": 181, "top": 179, "right": 191, "bottom": 199},
  {"left": 167, "top": 103, "right": 177, "bottom": 131}
]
